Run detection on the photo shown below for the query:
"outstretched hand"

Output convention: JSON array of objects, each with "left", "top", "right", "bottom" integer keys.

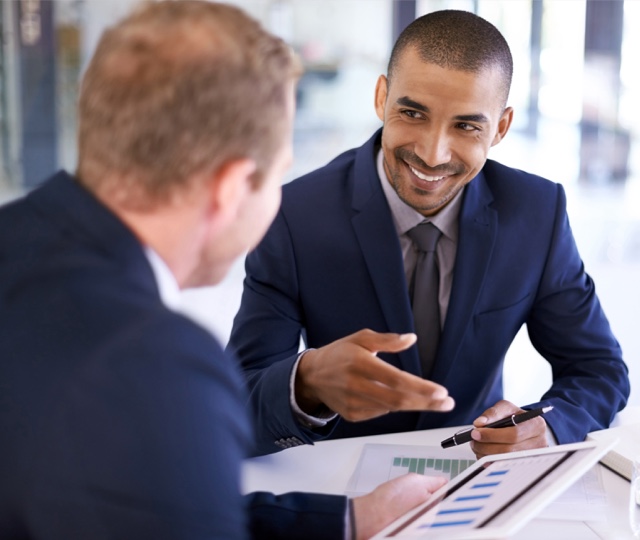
[
  {"left": 351, "top": 473, "right": 447, "bottom": 540},
  {"left": 295, "top": 329, "right": 455, "bottom": 422},
  {"left": 470, "top": 399, "right": 549, "bottom": 459}
]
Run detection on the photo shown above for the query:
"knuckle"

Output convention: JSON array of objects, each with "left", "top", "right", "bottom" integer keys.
[
  {"left": 341, "top": 409, "right": 358, "bottom": 421},
  {"left": 390, "top": 393, "right": 414, "bottom": 411},
  {"left": 356, "top": 328, "right": 375, "bottom": 340},
  {"left": 342, "top": 396, "right": 362, "bottom": 418}
]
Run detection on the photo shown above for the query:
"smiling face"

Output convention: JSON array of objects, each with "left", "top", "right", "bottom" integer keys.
[{"left": 375, "top": 47, "right": 513, "bottom": 216}]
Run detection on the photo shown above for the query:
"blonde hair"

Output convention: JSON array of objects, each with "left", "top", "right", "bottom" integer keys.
[{"left": 77, "top": 0, "right": 300, "bottom": 209}]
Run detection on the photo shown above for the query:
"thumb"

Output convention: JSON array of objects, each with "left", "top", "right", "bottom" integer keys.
[
  {"left": 352, "top": 474, "right": 446, "bottom": 540},
  {"left": 473, "top": 400, "right": 522, "bottom": 427},
  {"left": 347, "top": 329, "right": 417, "bottom": 355}
]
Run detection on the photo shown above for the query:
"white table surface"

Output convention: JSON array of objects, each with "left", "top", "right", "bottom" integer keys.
[{"left": 243, "top": 406, "right": 639, "bottom": 539}]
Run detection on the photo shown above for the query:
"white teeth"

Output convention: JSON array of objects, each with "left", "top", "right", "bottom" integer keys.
[{"left": 410, "top": 165, "right": 445, "bottom": 182}]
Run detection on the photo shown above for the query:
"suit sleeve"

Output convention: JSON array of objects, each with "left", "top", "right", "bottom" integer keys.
[
  {"left": 246, "top": 492, "right": 347, "bottom": 540},
  {"left": 524, "top": 184, "right": 629, "bottom": 442},
  {"left": 228, "top": 210, "right": 336, "bottom": 456}
]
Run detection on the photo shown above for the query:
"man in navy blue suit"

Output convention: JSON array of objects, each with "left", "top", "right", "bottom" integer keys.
[
  {"left": 0, "top": 2, "right": 447, "bottom": 538},
  {"left": 229, "top": 10, "right": 630, "bottom": 457}
]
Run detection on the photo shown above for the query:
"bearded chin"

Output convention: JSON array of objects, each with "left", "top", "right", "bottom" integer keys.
[{"left": 388, "top": 167, "right": 458, "bottom": 215}]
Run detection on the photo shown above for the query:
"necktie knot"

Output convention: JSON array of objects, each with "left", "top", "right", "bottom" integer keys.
[{"left": 407, "top": 222, "right": 441, "bottom": 253}]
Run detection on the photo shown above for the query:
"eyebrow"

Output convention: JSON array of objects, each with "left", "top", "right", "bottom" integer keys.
[{"left": 396, "top": 96, "right": 490, "bottom": 124}]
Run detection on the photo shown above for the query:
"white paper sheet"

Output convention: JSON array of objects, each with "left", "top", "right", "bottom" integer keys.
[{"left": 345, "top": 443, "right": 476, "bottom": 496}]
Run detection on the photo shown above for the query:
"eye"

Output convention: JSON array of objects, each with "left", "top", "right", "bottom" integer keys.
[
  {"left": 457, "top": 122, "right": 480, "bottom": 132},
  {"left": 401, "top": 109, "right": 424, "bottom": 119}
]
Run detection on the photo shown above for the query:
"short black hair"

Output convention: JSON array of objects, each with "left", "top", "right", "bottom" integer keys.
[{"left": 388, "top": 10, "right": 513, "bottom": 106}]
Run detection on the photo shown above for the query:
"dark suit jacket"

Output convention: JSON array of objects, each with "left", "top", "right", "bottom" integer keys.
[
  {"left": 229, "top": 129, "right": 630, "bottom": 456},
  {"left": 0, "top": 172, "right": 346, "bottom": 539}
]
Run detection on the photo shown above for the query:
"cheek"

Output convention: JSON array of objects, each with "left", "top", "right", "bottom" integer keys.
[
  {"left": 257, "top": 191, "right": 280, "bottom": 233},
  {"left": 458, "top": 135, "right": 493, "bottom": 164},
  {"left": 268, "top": 189, "right": 282, "bottom": 220},
  {"left": 251, "top": 190, "right": 281, "bottom": 243},
  {"left": 382, "top": 120, "right": 411, "bottom": 145}
]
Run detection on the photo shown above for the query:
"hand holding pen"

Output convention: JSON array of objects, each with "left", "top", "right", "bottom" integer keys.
[{"left": 441, "top": 401, "right": 553, "bottom": 457}]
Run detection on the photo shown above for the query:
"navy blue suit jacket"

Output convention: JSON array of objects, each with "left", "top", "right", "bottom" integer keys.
[
  {"left": 229, "top": 130, "right": 630, "bottom": 456},
  {"left": 0, "top": 172, "right": 346, "bottom": 539}
]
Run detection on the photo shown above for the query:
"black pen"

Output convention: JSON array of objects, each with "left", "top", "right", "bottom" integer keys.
[{"left": 440, "top": 405, "right": 554, "bottom": 449}]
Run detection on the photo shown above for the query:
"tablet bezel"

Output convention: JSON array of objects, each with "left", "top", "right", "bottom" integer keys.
[{"left": 371, "top": 439, "right": 617, "bottom": 539}]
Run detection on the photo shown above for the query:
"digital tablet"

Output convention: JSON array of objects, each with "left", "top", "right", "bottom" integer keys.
[{"left": 371, "top": 439, "right": 617, "bottom": 539}]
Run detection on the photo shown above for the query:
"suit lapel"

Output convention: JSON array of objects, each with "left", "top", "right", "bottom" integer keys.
[
  {"left": 349, "top": 132, "right": 421, "bottom": 374},
  {"left": 431, "top": 171, "right": 497, "bottom": 383}
]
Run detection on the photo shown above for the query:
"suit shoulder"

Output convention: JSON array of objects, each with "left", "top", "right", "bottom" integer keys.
[
  {"left": 282, "top": 146, "right": 358, "bottom": 202},
  {"left": 106, "top": 298, "right": 231, "bottom": 371},
  {"left": 482, "top": 159, "right": 563, "bottom": 208},
  {"left": 483, "top": 159, "right": 560, "bottom": 192}
]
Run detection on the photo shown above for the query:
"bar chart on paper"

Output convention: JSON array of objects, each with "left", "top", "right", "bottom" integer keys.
[
  {"left": 391, "top": 455, "right": 476, "bottom": 479},
  {"left": 346, "top": 443, "right": 476, "bottom": 496}
]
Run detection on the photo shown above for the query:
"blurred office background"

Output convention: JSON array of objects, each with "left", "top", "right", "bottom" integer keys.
[{"left": 1, "top": 0, "right": 637, "bottom": 408}]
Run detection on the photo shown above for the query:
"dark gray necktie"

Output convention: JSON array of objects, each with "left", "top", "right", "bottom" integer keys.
[{"left": 407, "top": 222, "right": 442, "bottom": 377}]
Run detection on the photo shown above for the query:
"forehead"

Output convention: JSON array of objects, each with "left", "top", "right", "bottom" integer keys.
[{"left": 388, "top": 47, "right": 506, "bottom": 114}]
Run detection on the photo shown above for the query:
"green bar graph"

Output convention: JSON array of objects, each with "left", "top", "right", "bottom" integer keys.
[{"left": 391, "top": 456, "right": 475, "bottom": 480}]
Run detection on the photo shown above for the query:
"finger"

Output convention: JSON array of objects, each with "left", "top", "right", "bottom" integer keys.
[
  {"left": 386, "top": 472, "right": 448, "bottom": 494},
  {"left": 352, "top": 474, "right": 447, "bottom": 540},
  {"left": 333, "top": 369, "right": 454, "bottom": 420},
  {"left": 345, "top": 329, "right": 417, "bottom": 354},
  {"left": 352, "top": 379, "right": 455, "bottom": 414},
  {"left": 349, "top": 353, "right": 451, "bottom": 401},
  {"left": 469, "top": 416, "right": 549, "bottom": 458},
  {"left": 329, "top": 380, "right": 455, "bottom": 421},
  {"left": 473, "top": 399, "right": 523, "bottom": 427},
  {"left": 470, "top": 431, "right": 548, "bottom": 458},
  {"left": 340, "top": 406, "right": 390, "bottom": 423},
  {"left": 475, "top": 416, "right": 548, "bottom": 444},
  {"left": 338, "top": 381, "right": 455, "bottom": 421},
  {"left": 337, "top": 364, "right": 455, "bottom": 414}
]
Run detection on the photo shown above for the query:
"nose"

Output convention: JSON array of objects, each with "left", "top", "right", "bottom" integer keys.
[{"left": 415, "top": 127, "right": 452, "bottom": 168}]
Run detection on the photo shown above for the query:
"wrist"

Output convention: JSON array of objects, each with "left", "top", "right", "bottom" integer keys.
[{"left": 294, "top": 349, "right": 323, "bottom": 413}]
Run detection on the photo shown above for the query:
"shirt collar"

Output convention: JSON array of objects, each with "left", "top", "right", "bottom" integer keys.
[
  {"left": 376, "top": 148, "right": 463, "bottom": 241},
  {"left": 144, "top": 247, "right": 182, "bottom": 310}
]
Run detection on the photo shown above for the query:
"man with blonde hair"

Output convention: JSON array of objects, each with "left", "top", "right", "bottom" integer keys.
[{"left": 0, "top": 2, "right": 445, "bottom": 538}]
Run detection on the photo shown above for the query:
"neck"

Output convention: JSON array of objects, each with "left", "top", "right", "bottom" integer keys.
[{"left": 95, "top": 192, "right": 208, "bottom": 289}]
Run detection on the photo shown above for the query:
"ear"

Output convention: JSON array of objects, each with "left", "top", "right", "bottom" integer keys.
[
  {"left": 374, "top": 75, "right": 388, "bottom": 122},
  {"left": 205, "top": 158, "right": 257, "bottom": 227},
  {"left": 491, "top": 106, "right": 514, "bottom": 147}
]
